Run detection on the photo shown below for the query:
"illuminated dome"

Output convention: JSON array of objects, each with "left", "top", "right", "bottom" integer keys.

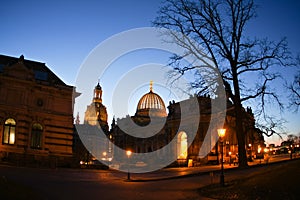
[{"left": 135, "top": 81, "right": 167, "bottom": 118}]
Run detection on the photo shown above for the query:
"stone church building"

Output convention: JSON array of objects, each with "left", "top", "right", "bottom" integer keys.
[
  {"left": 0, "top": 55, "right": 77, "bottom": 167},
  {"left": 83, "top": 81, "right": 264, "bottom": 167}
]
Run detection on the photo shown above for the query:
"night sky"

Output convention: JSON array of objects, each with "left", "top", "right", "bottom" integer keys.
[{"left": 1, "top": 0, "right": 299, "bottom": 145}]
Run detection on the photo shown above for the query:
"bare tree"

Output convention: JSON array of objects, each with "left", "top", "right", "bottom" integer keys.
[
  {"left": 288, "top": 56, "right": 300, "bottom": 112},
  {"left": 153, "top": 0, "right": 294, "bottom": 168}
]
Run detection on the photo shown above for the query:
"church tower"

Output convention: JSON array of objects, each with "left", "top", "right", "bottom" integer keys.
[
  {"left": 93, "top": 82, "right": 102, "bottom": 103},
  {"left": 84, "top": 82, "right": 109, "bottom": 132}
]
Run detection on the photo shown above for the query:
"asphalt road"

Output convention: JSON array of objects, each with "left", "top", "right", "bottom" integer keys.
[
  {"left": 0, "top": 154, "right": 294, "bottom": 200},
  {"left": 1, "top": 165, "right": 211, "bottom": 200}
]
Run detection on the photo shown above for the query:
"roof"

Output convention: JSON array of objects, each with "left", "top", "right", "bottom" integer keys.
[
  {"left": 135, "top": 82, "right": 167, "bottom": 118},
  {"left": 0, "top": 54, "right": 70, "bottom": 87}
]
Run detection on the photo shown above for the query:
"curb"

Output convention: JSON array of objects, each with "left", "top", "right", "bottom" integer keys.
[{"left": 127, "top": 158, "right": 300, "bottom": 182}]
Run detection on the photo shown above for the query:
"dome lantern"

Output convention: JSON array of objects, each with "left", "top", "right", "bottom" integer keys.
[{"left": 135, "top": 81, "right": 167, "bottom": 118}]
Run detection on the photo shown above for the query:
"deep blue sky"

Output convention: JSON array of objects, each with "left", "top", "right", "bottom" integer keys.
[{"left": 1, "top": 0, "right": 299, "bottom": 145}]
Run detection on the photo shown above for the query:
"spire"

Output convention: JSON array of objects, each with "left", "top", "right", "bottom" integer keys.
[
  {"left": 75, "top": 112, "right": 80, "bottom": 124},
  {"left": 111, "top": 116, "right": 116, "bottom": 128},
  {"left": 150, "top": 80, "right": 153, "bottom": 92}
]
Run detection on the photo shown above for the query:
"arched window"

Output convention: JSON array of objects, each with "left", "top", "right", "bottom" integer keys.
[
  {"left": 3, "top": 118, "right": 16, "bottom": 144},
  {"left": 31, "top": 123, "right": 43, "bottom": 149},
  {"left": 177, "top": 131, "right": 188, "bottom": 159}
]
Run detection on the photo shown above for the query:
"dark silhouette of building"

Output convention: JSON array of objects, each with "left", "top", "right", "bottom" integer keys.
[
  {"left": 81, "top": 78, "right": 264, "bottom": 168},
  {"left": 73, "top": 82, "right": 111, "bottom": 167},
  {"left": 108, "top": 82, "right": 264, "bottom": 166}
]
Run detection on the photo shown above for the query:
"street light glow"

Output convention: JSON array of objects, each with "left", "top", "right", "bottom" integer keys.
[
  {"left": 217, "top": 128, "right": 226, "bottom": 187},
  {"left": 217, "top": 128, "right": 226, "bottom": 138},
  {"left": 126, "top": 150, "right": 132, "bottom": 181},
  {"left": 264, "top": 148, "right": 269, "bottom": 153},
  {"left": 258, "top": 146, "right": 262, "bottom": 153},
  {"left": 126, "top": 150, "right": 132, "bottom": 157}
]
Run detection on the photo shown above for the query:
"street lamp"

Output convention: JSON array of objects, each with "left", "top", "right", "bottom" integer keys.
[
  {"left": 217, "top": 128, "right": 226, "bottom": 186},
  {"left": 258, "top": 146, "right": 262, "bottom": 164},
  {"left": 248, "top": 144, "right": 253, "bottom": 162},
  {"left": 290, "top": 145, "right": 293, "bottom": 160},
  {"left": 126, "top": 150, "right": 132, "bottom": 181}
]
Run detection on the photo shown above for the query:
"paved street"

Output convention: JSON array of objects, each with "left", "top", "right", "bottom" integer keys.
[{"left": 0, "top": 154, "right": 295, "bottom": 200}]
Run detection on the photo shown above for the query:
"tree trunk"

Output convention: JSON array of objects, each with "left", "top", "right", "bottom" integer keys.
[
  {"left": 232, "top": 64, "right": 248, "bottom": 168},
  {"left": 235, "top": 104, "right": 248, "bottom": 168}
]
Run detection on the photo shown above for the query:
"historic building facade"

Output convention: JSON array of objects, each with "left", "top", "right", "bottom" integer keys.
[
  {"left": 108, "top": 82, "right": 264, "bottom": 166},
  {"left": 84, "top": 83, "right": 109, "bottom": 131},
  {"left": 73, "top": 82, "right": 111, "bottom": 167},
  {"left": 0, "top": 55, "right": 76, "bottom": 167}
]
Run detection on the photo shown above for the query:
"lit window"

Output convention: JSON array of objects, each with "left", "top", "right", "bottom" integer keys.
[
  {"left": 31, "top": 123, "right": 43, "bottom": 149},
  {"left": 3, "top": 118, "right": 16, "bottom": 144},
  {"left": 177, "top": 131, "right": 188, "bottom": 159}
]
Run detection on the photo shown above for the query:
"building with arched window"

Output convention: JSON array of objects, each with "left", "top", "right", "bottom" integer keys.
[
  {"left": 107, "top": 82, "right": 264, "bottom": 167},
  {"left": 0, "top": 54, "right": 78, "bottom": 167}
]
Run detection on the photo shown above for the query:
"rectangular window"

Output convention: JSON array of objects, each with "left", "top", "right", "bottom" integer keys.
[
  {"left": 31, "top": 130, "right": 42, "bottom": 149},
  {"left": 3, "top": 127, "right": 9, "bottom": 144},
  {"left": 34, "top": 71, "right": 48, "bottom": 81},
  {"left": 0, "top": 64, "right": 4, "bottom": 72},
  {"left": 3, "top": 126, "right": 15, "bottom": 144},
  {"left": 9, "top": 127, "right": 15, "bottom": 144}
]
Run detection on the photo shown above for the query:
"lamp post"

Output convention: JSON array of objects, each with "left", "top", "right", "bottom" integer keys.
[
  {"left": 218, "top": 128, "right": 226, "bottom": 187},
  {"left": 257, "top": 145, "right": 262, "bottom": 164},
  {"left": 290, "top": 145, "right": 293, "bottom": 160},
  {"left": 126, "top": 150, "right": 132, "bottom": 181},
  {"left": 248, "top": 144, "right": 252, "bottom": 162}
]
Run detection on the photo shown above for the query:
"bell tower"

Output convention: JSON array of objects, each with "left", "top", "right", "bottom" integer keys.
[
  {"left": 93, "top": 82, "right": 102, "bottom": 104},
  {"left": 84, "top": 82, "right": 108, "bottom": 132}
]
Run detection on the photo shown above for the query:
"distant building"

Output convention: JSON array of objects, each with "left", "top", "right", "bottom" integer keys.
[
  {"left": 79, "top": 82, "right": 264, "bottom": 168},
  {"left": 109, "top": 82, "right": 264, "bottom": 166},
  {"left": 73, "top": 82, "right": 111, "bottom": 167},
  {"left": 0, "top": 54, "right": 77, "bottom": 167},
  {"left": 84, "top": 83, "right": 109, "bottom": 131}
]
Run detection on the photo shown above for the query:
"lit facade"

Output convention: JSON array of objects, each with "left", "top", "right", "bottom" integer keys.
[
  {"left": 74, "top": 82, "right": 111, "bottom": 166},
  {"left": 82, "top": 81, "right": 264, "bottom": 167},
  {"left": 109, "top": 83, "right": 264, "bottom": 166},
  {"left": 0, "top": 55, "right": 77, "bottom": 167},
  {"left": 84, "top": 83, "right": 108, "bottom": 131}
]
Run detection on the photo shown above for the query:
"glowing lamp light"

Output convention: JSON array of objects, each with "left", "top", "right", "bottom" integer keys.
[
  {"left": 217, "top": 128, "right": 226, "bottom": 138},
  {"left": 258, "top": 146, "right": 262, "bottom": 153},
  {"left": 217, "top": 128, "right": 226, "bottom": 187},
  {"left": 264, "top": 148, "right": 269, "bottom": 153},
  {"left": 126, "top": 150, "right": 132, "bottom": 157},
  {"left": 126, "top": 150, "right": 132, "bottom": 181}
]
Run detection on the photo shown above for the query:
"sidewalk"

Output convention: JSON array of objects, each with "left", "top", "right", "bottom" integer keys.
[{"left": 129, "top": 154, "right": 295, "bottom": 182}]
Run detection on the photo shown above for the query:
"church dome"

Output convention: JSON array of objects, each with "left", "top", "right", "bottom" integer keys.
[{"left": 135, "top": 81, "right": 167, "bottom": 118}]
